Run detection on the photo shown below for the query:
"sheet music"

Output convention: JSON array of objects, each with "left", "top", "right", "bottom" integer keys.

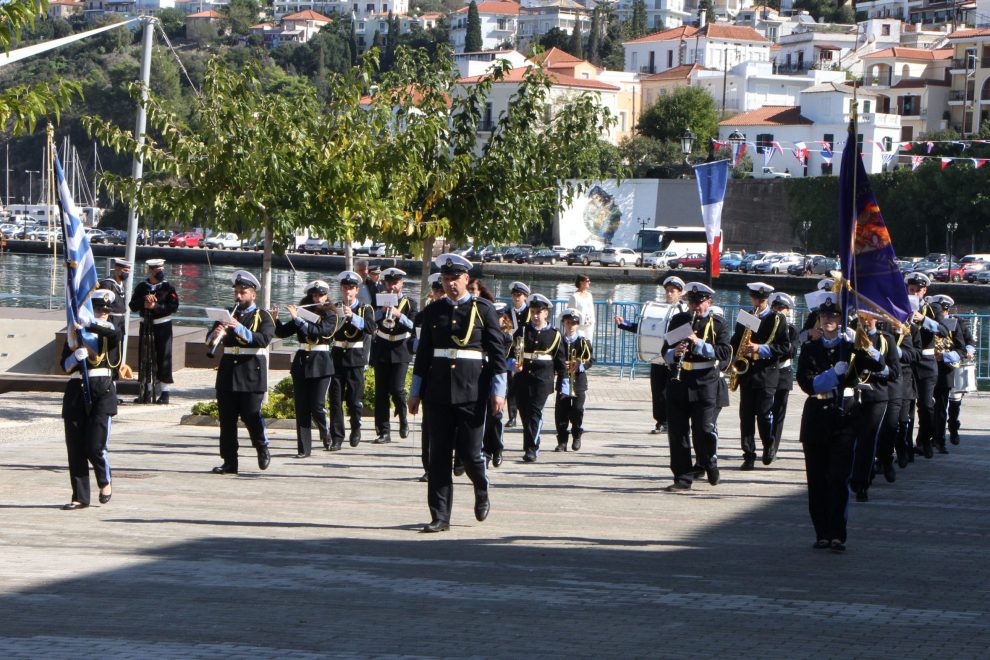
[
  {"left": 296, "top": 307, "right": 320, "bottom": 324},
  {"left": 376, "top": 293, "right": 399, "bottom": 307},
  {"left": 664, "top": 322, "right": 694, "bottom": 345},
  {"left": 205, "top": 307, "right": 235, "bottom": 324},
  {"left": 909, "top": 296, "right": 920, "bottom": 313},
  {"left": 735, "top": 309, "right": 763, "bottom": 332}
]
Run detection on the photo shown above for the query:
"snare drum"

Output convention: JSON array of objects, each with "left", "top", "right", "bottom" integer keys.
[
  {"left": 636, "top": 301, "right": 673, "bottom": 363},
  {"left": 952, "top": 362, "right": 978, "bottom": 394}
]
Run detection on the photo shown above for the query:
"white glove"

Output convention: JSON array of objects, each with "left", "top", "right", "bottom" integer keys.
[
  {"left": 74, "top": 347, "right": 89, "bottom": 361},
  {"left": 833, "top": 361, "right": 848, "bottom": 376},
  {"left": 843, "top": 328, "right": 856, "bottom": 342}
]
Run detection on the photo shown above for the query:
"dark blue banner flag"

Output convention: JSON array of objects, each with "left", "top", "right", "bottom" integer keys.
[{"left": 838, "top": 122, "right": 911, "bottom": 324}]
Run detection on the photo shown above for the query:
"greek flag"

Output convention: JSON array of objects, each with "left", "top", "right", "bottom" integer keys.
[{"left": 57, "top": 154, "right": 100, "bottom": 351}]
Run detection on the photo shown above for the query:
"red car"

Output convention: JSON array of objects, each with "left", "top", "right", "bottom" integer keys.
[
  {"left": 169, "top": 231, "right": 204, "bottom": 248},
  {"left": 933, "top": 265, "right": 968, "bottom": 282},
  {"left": 671, "top": 253, "right": 706, "bottom": 269}
]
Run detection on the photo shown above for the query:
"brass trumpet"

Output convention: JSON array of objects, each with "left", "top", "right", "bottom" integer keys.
[{"left": 564, "top": 344, "right": 579, "bottom": 398}]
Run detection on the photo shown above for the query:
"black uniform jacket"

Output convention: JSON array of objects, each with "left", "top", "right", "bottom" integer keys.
[
  {"left": 414, "top": 296, "right": 507, "bottom": 406},
  {"left": 61, "top": 319, "right": 121, "bottom": 418},
  {"left": 661, "top": 311, "right": 732, "bottom": 403},
  {"left": 331, "top": 302, "right": 376, "bottom": 369},
  {"left": 890, "top": 322, "right": 918, "bottom": 400},
  {"left": 796, "top": 335, "right": 888, "bottom": 401},
  {"left": 514, "top": 324, "right": 566, "bottom": 398},
  {"left": 511, "top": 304, "right": 531, "bottom": 331},
  {"left": 910, "top": 301, "right": 949, "bottom": 380},
  {"left": 730, "top": 308, "right": 791, "bottom": 389},
  {"left": 212, "top": 305, "right": 275, "bottom": 393},
  {"left": 852, "top": 329, "right": 900, "bottom": 403},
  {"left": 951, "top": 315, "right": 975, "bottom": 352},
  {"left": 777, "top": 323, "right": 799, "bottom": 391},
  {"left": 129, "top": 279, "right": 179, "bottom": 322},
  {"left": 555, "top": 334, "right": 593, "bottom": 394},
  {"left": 371, "top": 295, "right": 418, "bottom": 365},
  {"left": 274, "top": 308, "right": 339, "bottom": 380}
]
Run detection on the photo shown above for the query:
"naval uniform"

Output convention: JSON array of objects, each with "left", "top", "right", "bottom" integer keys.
[
  {"left": 274, "top": 304, "right": 339, "bottom": 456},
  {"left": 848, "top": 326, "right": 900, "bottom": 498},
  {"left": 769, "top": 320, "right": 799, "bottom": 454},
  {"left": 661, "top": 310, "right": 731, "bottom": 484},
  {"left": 370, "top": 295, "right": 417, "bottom": 442},
  {"left": 933, "top": 318, "right": 964, "bottom": 453},
  {"left": 211, "top": 303, "right": 275, "bottom": 472},
  {"left": 731, "top": 306, "right": 791, "bottom": 465},
  {"left": 878, "top": 326, "right": 917, "bottom": 470},
  {"left": 909, "top": 301, "right": 948, "bottom": 457},
  {"left": 554, "top": 334, "right": 593, "bottom": 449},
  {"left": 484, "top": 314, "right": 515, "bottom": 463},
  {"left": 329, "top": 301, "right": 376, "bottom": 448},
  {"left": 411, "top": 294, "right": 507, "bottom": 525},
  {"left": 129, "top": 277, "right": 179, "bottom": 387},
  {"left": 61, "top": 320, "right": 121, "bottom": 506},
  {"left": 947, "top": 316, "right": 976, "bottom": 445},
  {"left": 505, "top": 303, "right": 531, "bottom": 426},
  {"left": 514, "top": 322, "right": 566, "bottom": 457},
  {"left": 99, "top": 275, "right": 129, "bottom": 342}
]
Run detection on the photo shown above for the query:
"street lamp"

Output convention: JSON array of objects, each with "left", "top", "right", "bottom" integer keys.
[
  {"left": 24, "top": 170, "right": 39, "bottom": 206},
  {"left": 801, "top": 220, "right": 812, "bottom": 256},
  {"left": 727, "top": 130, "right": 746, "bottom": 168},
  {"left": 947, "top": 221, "right": 959, "bottom": 281},
  {"left": 680, "top": 129, "right": 696, "bottom": 166},
  {"left": 637, "top": 216, "right": 651, "bottom": 268}
]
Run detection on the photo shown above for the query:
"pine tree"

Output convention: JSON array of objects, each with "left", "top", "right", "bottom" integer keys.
[
  {"left": 631, "top": 0, "right": 647, "bottom": 39},
  {"left": 701, "top": 0, "right": 716, "bottom": 24},
  {"left": 568, "top": 24, "right": 583, "bottom": 59},
  {"left": 465, "top": 1, "right": 483, "bottom": 52},
  {"left": 587, "top": 8, "right": 601, "bottom": 66}
]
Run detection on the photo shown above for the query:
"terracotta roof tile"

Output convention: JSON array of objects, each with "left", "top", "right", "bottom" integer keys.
[
  {"left": 948, "top": 27, "right": 990, "bottom": 39},
  {"left": 719, "top": 106, "right": 813, "bottom": 127},
  {"left": 640, "top": 63, "right": 711, "bottom": 81},
  {"left": 457, "top": 66, "right": 620, "bottom": 91},
  {"left": 861, "top": 47, "right": 953, "bottom": 60},
  {"left": 624, "top": 25, "right": 698, "bottom": 45},
  {"left": 531, "top": 47, "right": 584, "bottom": 66},
  {"left": 283, "top": 10, "right": 333, "bottom": 22},
  {"left": 187, "top": 10, "right": 222, "bottom": 18},
  {"left": 453, "top": 1, "right": 521, "bottom": 15}
]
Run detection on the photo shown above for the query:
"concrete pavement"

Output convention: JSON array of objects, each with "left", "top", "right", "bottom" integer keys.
[{"left": 1, "top": 368, "right": 988, "bottom": 658}]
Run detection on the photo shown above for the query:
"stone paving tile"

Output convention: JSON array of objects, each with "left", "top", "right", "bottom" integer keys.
[{"left": 0, "top": 372, "right": 988, "bottom": 657}]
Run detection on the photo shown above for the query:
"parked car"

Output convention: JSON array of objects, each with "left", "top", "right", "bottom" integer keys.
[
  {"left": 597, "top": 247, "right": 638, "bottom": 267},
  {"left": 670, "top": 253, "right": 706, "bottom": 269},
  {"left": 963, "top": 261, "right": 987, "bottom": 282},
  {"left": 530, "top": 248, "right": 562, "bottom": 265},
  {"left": 512, "top": 246, "right": 535, "bottom": 264},
  {"left": 240, "top": 235, "right": 260, "bottom": 251},
  {"left": 719, "top": 252, "right": 744, "bottom": 272},
  {"left": 302, "top": 237, "right": 330, "bottom": 254},
  {"left": 739, "top": 252, "right": 766, "bottom": 273},
  {"left": 169, "top": 231, "right": 203, "bottom": 248},
  {"left": 85, "top": 228, "right": 109, "bottom": 243},
  {"left": 911, "top": 260, "right": 941, "bottom": 276},
  {"left": 934, "top": 264, "right": 975, "bottom": 282},
  {"left": 0, "top": 223, "right": 18, "bottom": 238},
  {"left": 565, "top": 245, "right": 599, "bottom": 266},
  {"left": 758, "top": 253, "right": 803, "bottom": 274},
  {"left": 975, "top": 270, "right": 990, "bottom": 284},
  {"left": 644, "top": 250, "right": 671, "bottom": 269},
  {"left": 501, "top": 245, "right": 533, "bottom": 263},
  {"left": 204, "top": 232, "right": 240, "bottom": 249}
]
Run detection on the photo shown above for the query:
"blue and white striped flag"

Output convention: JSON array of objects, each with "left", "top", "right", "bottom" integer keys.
[{"left": 57, "top": 154, "right": 100, "bottom": 351}]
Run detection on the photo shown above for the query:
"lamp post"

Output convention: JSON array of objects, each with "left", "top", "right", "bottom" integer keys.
[
  {"left": 638, "top": 216, "right": 650, "bottom": 268},
  {"left": 801, "top": 220, "right": 812, "bottom": 256},
  {"left": 680, "top": 129, "right": 696, "bottom": 168},
  {"left": 947, "top": 221, "right": 958, "bottom": 281},
  {"left": 24, "top": 170, "right": 40, "bottom": 206}
]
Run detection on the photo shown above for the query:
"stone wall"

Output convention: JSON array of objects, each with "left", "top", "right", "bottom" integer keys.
[{"left": 720, "top": 179, "right": 798, "bottom": 254}]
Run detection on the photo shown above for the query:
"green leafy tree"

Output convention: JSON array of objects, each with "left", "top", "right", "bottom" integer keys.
[
  {"left": 637, "top": 86, "right": 719, "bottom": 145},
  {"left": 567, "top": 25, "right": 583, "bottom": 59},
  {"left": 538, "top": 27, "right": 570, "bottom": 53},
  {"left": 221, "top": 0, "right": 260, "bottom": 37},
  {"left": 156, "top": 8, "right": 186, "bottom": 39},
  {"left": 630, "top": 0, "right": 647, "bottom": 38},
  {"left": 465, "top": 1, "right": 483, "bottom": 52},
  {"left": 587, "top": 8, "right": 601, "bottom": 66},
  {"left": 701, "top": 0, "right": 716, "bottom": 24}
]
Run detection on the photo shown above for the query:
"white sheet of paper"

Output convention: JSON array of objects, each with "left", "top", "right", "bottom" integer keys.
[
  {"left": 804, "top": 291, "right": 826, "bottom": 311},
  {"left": 664, "top": 322, "right": 694, "bottom": 345},
  {"left": 909, "top": 296, "right": 920, "bottom": 312},
  {"left": 205, "top": 307, "right": 235, "bottom": 324},
  {"left": 735, "top": 309, "right": 763, "bottom": 332},
  {"left": 296, "top": 307, "right": 320, "bottom": 324},
  {"left": 943, "top": 316, "right": 958, "bottom": 332},
  {"left": 376, "top": 293, "right": 399, "bottom": 307}
]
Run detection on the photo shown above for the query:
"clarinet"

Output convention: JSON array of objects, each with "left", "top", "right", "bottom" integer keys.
[
  {"left": 671, "top": 313, "right": 699, "bottom": 382},
  {"left": 207, "top": 303, "right": 239, "bottom": 358}
]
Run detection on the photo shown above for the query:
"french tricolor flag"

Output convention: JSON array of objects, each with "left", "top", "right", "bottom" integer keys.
[{"left": 693, "top": 160, "right": 729, "bottom": 278}]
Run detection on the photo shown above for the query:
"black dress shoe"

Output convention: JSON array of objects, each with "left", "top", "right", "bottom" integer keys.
[
  {"left": 373, "top": 433, "right": 392, "bottom": 444},
  {"left": 453, "top": 462, "right": 466, "bottom": 477},
  {"left": 155, "top": 391, "right": 170, "bottom": 405},
  {"left": 61, "top": 502, "right": 89, "bottom": 510},
  {"left": 294, "top": 453, "right": 310, "bottom": 459},
  {"left": 949, "top": 432, "right": 960, "bottom": 445},
  {"left": 707, "top": 466, "right": 720, "bottom": 486},
  {"left": 571, "top": 437, "right": 581, "bottom": 451},
  {"left": 882, "top": 462, "right": 896, "bottom": 483},
  {"left": 474, "top": 493, "right": 490, "bottom": 521},
  {"left": 522, "top": 449, "right": 537, "bottom": 462},
  {"left": 212, "top": 465, "right": 238, "bottom": 474},
  {"left": 830, "top": 540, "right": 846, "bottom": 554},
  {"left": 740, "top": 457, "right": 755, "bottom": 471},
  {"left": 421, "top": 520, "right": 450, "bottom": 533},
  {"left": 664, "top": 480, "right": 691, "bottom": 492},
  {"left": 257, "top": 446, "right": 271, "bottom": 470},
  {"left": 649, "top": 423, "right": 663, "bottom": 435},
  {"left": 417, "top": 473, "right": 429, "bottom": 482},
  {"left": 896, "top": 452, "right": 909, "bottom": 468},
  {"left": 936, "top": 444, "right": 949, "bottom": 455},
  {"left": 492, "top": 453, "right": 503, "bottom": 467},
  {"left": 762, "top": 446, "right": 776, "bottom": 465},
  {"left": 554, "top": 442, "right": 567, "bottom": 452},
  {"left": 690, "top": 465, "right": 706, "bottom": 480},
  {"left": 349, "top": 431, "right": 361, "bottom": 447},
  {"left": 399, "top": 422, "right": 409, "bottom": 439},
  {"left": 813, "top": 539, "right": 830, "bottom": 550},
  {"left": 504, "top": 419, "right": 516, "bottom": 428},
  {"left": 99, "top": 490, "right": 112, "bottom": 504},
  {"left": 923, "top": 445, "right": 934, "bottom": 459},
  {"left": 323, "top": 439, "right": 331, "bottom": 450},
  {"left": 329, "top": 441, "right": 342, "bottom": 452}
]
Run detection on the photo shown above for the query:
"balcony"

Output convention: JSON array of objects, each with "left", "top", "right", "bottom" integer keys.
[
  {"left": 948, "top": 89, "right": 972, "bottom": 105},
  {"left": 639, "top": 65, "right": 656, "bottom": 74}
]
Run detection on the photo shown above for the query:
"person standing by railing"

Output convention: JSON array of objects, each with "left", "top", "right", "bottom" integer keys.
[{"left": 567, "top": 274, "right": 595, "bottom": 345}]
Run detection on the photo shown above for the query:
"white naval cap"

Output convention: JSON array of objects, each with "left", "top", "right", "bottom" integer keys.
[
  {"left": 428, "top": 272, "right": 442, "bottom": 288},
  {"left": 435, "top": 253, "right": 472, "bottom": 274},
  {"left": 381, "top": 267, "right": 406, "bottom": 280},
  {"left": 805, "top": 290, "right": 838, "bottom": 313},
  {"left": 662, "top": 275, "right": 685, "bottom": 291},
  {"left": 510, "top": 281, "right": 531, "bottom": 296},
  {"left": 232, "top": 269, "right": 260, "bottom": 289},
  {"left": 560, "top": 307, "right": 582, "bottom": 323},
  {"left": 306, "top": 279, "right": 330, "bottom": 295},
  {"left": 145, "top": 258, "right": 166, "bottom": 268},
  {"left": 905, "top": 271, "right": 931, "bottom": 287},
  {"left": 746, "top": 281, "right": 774, "bottom": 298},
  {"left": 338, "top": 271, "right": 362, "bottom": 286},
  {"left": 529, "top": 293, "right": 552, "bottom": 309},
  {"left": 112, "top": 258, "right": 132, "bottom": 268},
  {"left": 930, "top": 294, "right": 955, "bottom": 308},
  {"left": 817, "top": 278, "right": 834, "bottom": 291},
  {"left": 91, "top": 289, "right": 116, "bottom": 309},
  {"left": 684, "top": 282, "right": 715, "bottom": 300},
  {"left": 768, "top": 292, "right": 794, "bottom": 309}
]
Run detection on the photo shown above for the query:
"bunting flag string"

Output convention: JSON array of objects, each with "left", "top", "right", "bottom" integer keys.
[
  {"left": 715, "top": 137, "right": 990, "bottom": 157},
  {"left": 763, "top": 148, "right": 775, "bottom": 169}
]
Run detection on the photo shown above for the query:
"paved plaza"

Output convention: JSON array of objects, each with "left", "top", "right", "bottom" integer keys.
[{"left": 1, "top": 368, "right": 988, "bottom": 658}]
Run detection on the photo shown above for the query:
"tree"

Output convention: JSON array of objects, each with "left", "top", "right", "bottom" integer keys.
[
  {"left": 700, "top": 0, "right": 716, "bottom": 24},
  {"left": 222, "top": 0, "right": 260, "bottom": 37},
  {"left": 567, "top": 25, "right": 583, "bottom": 59},
  {"left": 465, "top": 1, "right": 483, "bottom": 52},
  {"left": 587, "top": 8, "right": 601, "bottom": 66},
  {"left": 538, "top": 27, "right": 570, "bottom": 53},
  {"left": 637, "top": 86, "right": 719, "bottom": 145},
  {"left": 156, "top": 8, "right": 186, "bottom": 39},
  {"left": 630, "top": 0, "right": 647, "bottom": 39}
]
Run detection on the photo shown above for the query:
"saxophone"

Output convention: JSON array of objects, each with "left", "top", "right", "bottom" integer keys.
[{"left": 727, "top": 326, "right": 753, "bottom": 392}]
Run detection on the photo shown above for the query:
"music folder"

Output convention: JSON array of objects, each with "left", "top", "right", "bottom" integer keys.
[
  {"left": 296, "top": 307, "right": 321, "bottom": 324},
  {"left": 376, "top": 293, "right": 399, "bottom": 307}
]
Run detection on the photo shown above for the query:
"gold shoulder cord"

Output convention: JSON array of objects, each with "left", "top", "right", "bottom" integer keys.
[
  {"left": 879, "top": 334, "right": 888, "bottom": 356},
  {"left": 88, "top": 337, "right": 109, "bottom": 367},
  {"left": 579, "top": 338, "right": 592, "bottom": 364},
  {"left": 766, "top": 313, "right": 781, "bottom": 344},
  {"left": 343, "top": 306, "right": 372, "bottom": 340},
  {"left": 397, "top": 298, "right": 409, "bottom": 315},
  {"left": 532, "top": 329, "right": 561, "bottom": 355},
  {"left": 236, "top": 309, "right": 263, "bottom": 346},
  {"left": 451, "top": 301, "right": 482, "bottom": 348}
]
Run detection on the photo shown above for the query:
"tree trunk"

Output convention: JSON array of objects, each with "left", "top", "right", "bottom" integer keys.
[
  {"left": 345, "top": 238, "right": 353, "bottom": 271},
  {"left": 262, "top": 216, "right": 273, "bottom": 311}
]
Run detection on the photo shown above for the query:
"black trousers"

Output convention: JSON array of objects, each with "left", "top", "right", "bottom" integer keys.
[
  {"left": 770, "top": 386, "right": 791, "bottom": 451},
  {"left": 330, "top": 367, "right": 364, "bottom": 442},
  {"left": 483, "top": 409, "right": 504, "bottom": 457},
  {"left": 420, "top": 406, "right": 431, "bottom": 473},
  {"left": 800, "top": 401, "right": 855, "bottom": 543},
  {"left": 900, "top": 394, "right": 916, "bottom": 463},
  {"left": 138, "top": 322, "right": 173, "bottom": 384},
  {"left": 554, "top": 391, "right": 586, "bottom": 443},
  {"left": 506, "top": 372, "right": 518, "bottom": 423},
  {"left": 293, "top": 375, "right": 331, "bottom": 455},
  {"left": 850, "top": 401, "right": 887, "bottom": 492},
  {"left": 948, "top": 397, "right": 963, "bottom": 436},
  {"left": 217, "top": 390, "right": 267, "bottom": 470},
  {"left": 878, "top": 396, "right": 902, "bottom": 465},
  {"left": 374, "top": 362, "right": 409, "bottom": 435},
  {"left": 914, "top": 370, "right": 936, "bottom": 451},
  {"left": 666, "top": 383, "right": 718, "bottom": 482},
  {"left": 63, "top": 414, "right": 112, "bottom": 506},
  {"left": 650, "top": 364, "right": 670, "bottom": 426},
  {"left": 739, "top": 385, "right": 775, "bottom": 459},
  {"left": 933, "top": 384, "right": 951, "bottom": 448},
  {"left": 516, "top": 376, "right": 552, "bottom": 453},
  {"left": 425, "top": 400, "right": 489, "bottom": 524}
]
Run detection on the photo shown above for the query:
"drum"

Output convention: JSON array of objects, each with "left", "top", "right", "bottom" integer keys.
[
  {"left": 636, "top": 301, "right": 673, "bottom": 363},
  {"left": 952, "top": 362, "right": 978, "bottom": 394}
]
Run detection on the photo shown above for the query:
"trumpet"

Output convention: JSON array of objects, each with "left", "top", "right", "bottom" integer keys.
[
  {"left": 934, "top": 334, "right": 960, "bottom": 368},
  {"left": 564, "top": 344, "right": 579, "bottom": 398},
  {"left": 727, "top": 327, "right": 753, "bottom": 392},
  {"left": 513, "top": 334, "right": 525, "bottom": 367}
]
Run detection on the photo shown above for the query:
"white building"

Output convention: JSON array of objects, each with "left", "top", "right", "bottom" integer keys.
[
  {"left": 774, "top": 18, "right": 908, "bottom": 78},
  {"left": 450, "top": 2, "right": 521, "bottom": 53},
  {"left": 613, "top": 0, "right": 692, "bottom": 32},
  {"left": 454, "top": 48, "right": 530, "bottom": 77},
  {"left": 734, "top": 6, "right": 819, "bottom": 42},
  {"left": 980, "top": 0, "right": 990, "bottom": 25},
  {"left": 692, "top": 60, "right": 845, "bottom": 114},
  {"left": 623, "top": 23, "right": 771, "bottom": 76},
  {"left": 271, "top": 0, "right": 409, "bottom": 20},
  {"left": 860, "top": 46, "right": 953, "bottom": 140},
  {"left": 517, "top": 0, "right": 593, "bottom": 53},
  {"left": 718, "top": 82, "right": 902, "bottom": 178}
]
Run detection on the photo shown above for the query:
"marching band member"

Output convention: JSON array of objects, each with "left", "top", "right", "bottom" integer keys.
[
  {"left": 929, "top": 295, "right": 963, "bottom": 453},
  {"left": 60, "top": 289, "right": 121, "bottom": 509},
  {"left": 129, "top": 258, "right": 179, "bottom": 404},
  {"left": 944, "top": 298, "right": 976, "bottom": 447},
  {"left": 273, "top": 280, "right": 338, "bottom": 457},
  {"left": 877, "top": 317, "right": 917, "bottom": 477},
  {"left": 768, "top": 292, "right": 798, "bottom": 461},
  {"left": 99, "top": 258, "right": 131, "bottom": 341},
  {"left": 661, "top": 282, "right": 731, "bottom": 491},
  {"left": 799, "top": 279, "right": 835, "bottom": 343},
  {"left": 371, "top": 268, "right": 417, "bottom": 445},
  {"left": 731, "top": 282, "right": 791, "bottom": 470},
  {"left": 328, "top": 271, "right": 376, "bottom": 451},
  {"left": 614, "top": 276, "right": 688, "bottom": 434},
  {"left": 505, "top": 281, "right": 531, "bottom": 428},
  {"left": 484, "top": 302, "right": 514, "bottom": 468},
  {"left": 408, "top": 254, "right": 507, "bottom": 532},
  {"left": 513, "top": 294, "right": 566, "bottom": 462},
  {"left": 412, "top": 273, "right": 446, "bottom": 482},
  {"left": 207, "top": 271, "right": 275, "bottom": 475},
  {"left": 554, "top": 308, "right": 593, "bottom": 452},
  {"left": 904, "top": 273, "right": 949, "bottom": 459}
]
